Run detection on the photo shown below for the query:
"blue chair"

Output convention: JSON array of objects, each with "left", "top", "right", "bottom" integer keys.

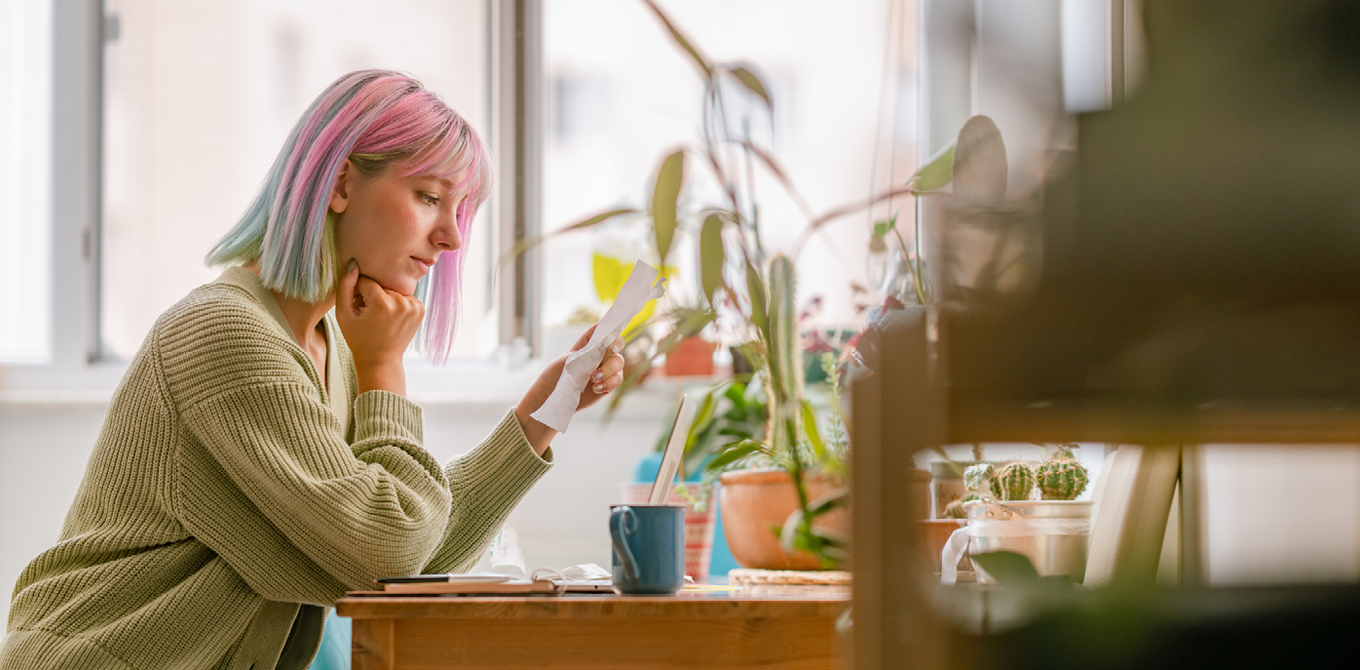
[{"left": 307, "top": 609, "right": 351, "bottom": 670}]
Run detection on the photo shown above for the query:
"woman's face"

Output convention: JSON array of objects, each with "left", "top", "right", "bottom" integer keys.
[{"left": 329, "top": 160, "right": 466, "bottom": 297}]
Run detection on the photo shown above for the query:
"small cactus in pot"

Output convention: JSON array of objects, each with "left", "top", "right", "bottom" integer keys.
[
  {"left": 963, "top": 463, "right": 994, "bottom": 497},
  {"left": 1037, "top": 446, "right": 1090, "bottom": 501},
  {"left": 991, "top": 462, "right": 1036, "bottom": 501}
]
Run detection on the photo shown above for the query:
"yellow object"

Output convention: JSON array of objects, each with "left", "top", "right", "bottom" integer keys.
[{"left": 592, "top": 253, "right": 674, "bottom": 336}]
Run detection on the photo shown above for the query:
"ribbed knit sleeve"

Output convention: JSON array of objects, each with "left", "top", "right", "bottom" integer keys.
[
  {"left": 158, "top": 291, "right": 453, "bottom": 603},
  {"left": 423, "top": 409, "right": 554, "bottom": 574}
]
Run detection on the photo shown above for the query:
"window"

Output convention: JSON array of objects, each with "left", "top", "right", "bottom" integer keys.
[
  {"left": 98, "top": 0, "right": 497, "bottom": 361},
  {"left": 541, "top": 0, "right": 923, "bottom": 343},
  {"left": 0, "top": 0, "right": 54, "bottom": 364},
  {"left": 2, "top": 0, "right": 929, "bottom": 393}
]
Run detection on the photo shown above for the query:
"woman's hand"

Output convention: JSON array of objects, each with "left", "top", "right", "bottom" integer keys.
[
  {"left": 335, "top": 260, "right": 424, "bottom": 396},
  {"left": 514, "top": 325, "right": 627, "bottom": 456}
]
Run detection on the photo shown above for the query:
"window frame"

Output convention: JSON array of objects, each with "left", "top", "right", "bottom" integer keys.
[{"left": 0, "top": 0, "right": 547, "bottom": 402}]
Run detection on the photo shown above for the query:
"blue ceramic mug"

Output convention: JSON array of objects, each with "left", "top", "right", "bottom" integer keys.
[{"left": 609, "top": 504, "right": 685, "bottom": 595}]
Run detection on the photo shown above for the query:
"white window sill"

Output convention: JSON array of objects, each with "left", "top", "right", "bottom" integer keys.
[{"left": 0, "top": 358, "right": 714, "bottom": 421}]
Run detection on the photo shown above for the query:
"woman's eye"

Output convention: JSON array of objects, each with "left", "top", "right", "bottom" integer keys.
[{"left": 420, "top": 193, "right": 440, "bottom": 206}]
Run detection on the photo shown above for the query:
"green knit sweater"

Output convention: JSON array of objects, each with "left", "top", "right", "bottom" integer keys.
[{"left": 1, "top": 267, "right": 553, "bottom": 670}]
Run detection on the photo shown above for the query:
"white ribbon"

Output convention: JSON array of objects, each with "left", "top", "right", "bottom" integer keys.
[
  {"left": 939, "top": 527, "right": 971, "bottom": 586},
  {"left": 940, "top": 518, "right": 1090, "bottom": 585},
  {"left": 966, "top": 518, "right": 1091, "bottom": 538}
]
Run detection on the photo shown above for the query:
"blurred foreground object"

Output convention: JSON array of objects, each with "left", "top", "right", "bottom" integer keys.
[
  {"left": 938, "top": 0, "right": 1360, "bottom": 412},
  {"left": 854, "top": 2, "right": 1360, "bottom": 669}
]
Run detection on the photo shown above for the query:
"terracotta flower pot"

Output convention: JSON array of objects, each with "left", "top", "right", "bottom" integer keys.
[
  {"left": 720, "top": 467, "right": 933, "bottom": 571},
  {"left": 718, "top": 468, "right": 851, "bottom": 571},
  {"left": 916, "top": 519, "right": 971, "bottom": 573},
  {"left": 663, "top": 337, "right": 716, "bottom": 377}
]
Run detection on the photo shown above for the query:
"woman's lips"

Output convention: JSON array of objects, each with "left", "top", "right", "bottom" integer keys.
[{"left": 412, "top": 256, "right": 435, "bottom": 273}]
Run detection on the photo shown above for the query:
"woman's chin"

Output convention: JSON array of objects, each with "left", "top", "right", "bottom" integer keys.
[{"left": 365, "top": 273, "right": 418, "bottom": 297}]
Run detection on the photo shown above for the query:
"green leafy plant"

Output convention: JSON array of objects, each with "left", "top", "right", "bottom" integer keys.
[{"left": 512, "top": 0, "right": 967, "bottom": 568}]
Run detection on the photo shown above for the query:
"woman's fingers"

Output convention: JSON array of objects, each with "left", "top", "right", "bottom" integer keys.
[
  {"left": 589, "top": 350, "right": 627, "bottom": 394},
  {"left": 354, "top": 275, "right": 389, "bottom": 311},
  {"left": 338, "top": 260, "right": 361, "bottom": 314},
  {"left": 336, "top": 268, "right": 425, "bottom": 372},
  {"left": 602, "top": 369, "right": 624, "bottom": 393}
]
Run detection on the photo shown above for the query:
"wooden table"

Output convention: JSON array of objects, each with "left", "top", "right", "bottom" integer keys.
[{"left": 336, "top": 590, "right": 848, "bottom": 670}]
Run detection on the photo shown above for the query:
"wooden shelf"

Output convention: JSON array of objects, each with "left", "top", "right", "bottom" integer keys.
[{"left": 946, "top": 395, "right": 1360, "bottom": 444}]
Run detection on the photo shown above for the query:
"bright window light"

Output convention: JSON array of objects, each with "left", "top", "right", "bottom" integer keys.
[{"left": 0, "top": 0, "right": 54, "bottom": 364}]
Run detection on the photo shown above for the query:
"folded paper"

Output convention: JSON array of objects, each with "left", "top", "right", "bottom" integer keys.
[{"left": 531, "top": 261, "right": 667, "bottom": 433}]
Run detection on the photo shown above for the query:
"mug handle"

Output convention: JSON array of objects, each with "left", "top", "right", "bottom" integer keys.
[{"left": 610, "top": 506, "right": 640, "bottom": 583}]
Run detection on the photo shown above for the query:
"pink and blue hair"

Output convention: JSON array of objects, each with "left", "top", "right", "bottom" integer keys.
[{"left": 207, "top": 69, "right": 493, "bottom": 364}]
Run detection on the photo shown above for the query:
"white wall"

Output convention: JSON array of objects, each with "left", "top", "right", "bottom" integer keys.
[{"left": 1201, "top": 445, "right": 1360, "bottom": 585}]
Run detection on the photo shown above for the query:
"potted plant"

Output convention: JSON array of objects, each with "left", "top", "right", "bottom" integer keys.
[
  {"left": 960, "top": 446, "right": 1095, "bottom": 584},
  {"left": 517, "top": 0, "right": 976, "bottom": 571}
]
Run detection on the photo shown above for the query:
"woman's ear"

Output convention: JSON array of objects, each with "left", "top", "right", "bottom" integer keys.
[{"left": 329, "top": 159, "right": 353, "bottom": 214}]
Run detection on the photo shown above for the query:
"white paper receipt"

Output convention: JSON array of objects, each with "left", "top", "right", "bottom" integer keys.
[{"left": 530, "top": 260, "right": 667, "bottom": 433}]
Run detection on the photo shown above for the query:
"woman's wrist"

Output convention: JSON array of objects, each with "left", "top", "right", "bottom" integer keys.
[
  {"left": 356, "top": 360, "right": 407, "bottom": 397},
  {"left": 514, "top": 402, "right": 557, "bottom": 458}
]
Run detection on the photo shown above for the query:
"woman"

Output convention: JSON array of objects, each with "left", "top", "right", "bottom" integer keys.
[{"left": 1, "top": 70, "right": 623, "bottom": 670}]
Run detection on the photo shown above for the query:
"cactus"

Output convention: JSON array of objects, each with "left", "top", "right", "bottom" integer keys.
[
  {"left": 963, "top": 463, "right": 993, "bottom": 494},
  {"left": 765, "top": 255, "right": 802, "bottom": 410},
  {"left": 942, "top": 500, "right": 968, "bottom": 519},
  {"left": 991, "top": 461, "right": 1035, "bottom": 501},
  {"left": 1037, "top": 447, "right": 1090, "bottom": 501},
  {"left": 762, "top": 254, "right": 805, "bottom": 481}
]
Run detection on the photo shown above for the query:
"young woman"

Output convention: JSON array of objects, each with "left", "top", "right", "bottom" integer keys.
[{"left": 1, "top": 70, "right": 623, "bottom": 670}]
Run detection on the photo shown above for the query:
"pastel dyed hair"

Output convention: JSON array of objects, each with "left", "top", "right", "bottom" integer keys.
[{"left": 207, "top": 69, "right": 493, "bottom": 364}]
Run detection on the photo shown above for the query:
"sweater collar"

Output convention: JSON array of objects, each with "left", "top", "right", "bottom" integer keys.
[
  {"left": 211, "top": 267, "right": 351, "bottom": 434},
  {"left": 214, "top": 266, "right": 297, "bottom": 346}
]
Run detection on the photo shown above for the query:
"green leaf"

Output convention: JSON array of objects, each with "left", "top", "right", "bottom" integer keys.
[
  {"left": 559, "top": 208, "right": 640, "bottom": 234},
  {"left": 699, "top": 214, "right": 726, "bottom": 306},
  {"left": 745, "top": 261, "right": 769, "bottom": 340},
  {"left": 706, "top": 440, "right": 761, "bottom": 471},
  {"left": 800, "top": 401, "right": 827, "bottom": 461},
  {"left": 498, "top": 208, "right": 639, "bottom": 269},
  {"left": 692, "top": 388, "right": 720, "bottom": 435},
  {"left": 872, "top": 210, "right": 899, "bottom": 239},
  {"left": 912, "top": 143, "right": 955, "bottom": 192},
  {"left": 723, "top": 382, "right": 747, "bottom": 407},
  {"left": 639, "top": 0, "right": 711, "bottom": 78},
  {"left": 652, "top": 151, "right": 685, "bottom": 268},
  {"left": 727, "top": 65, "right": 771, "bottom": 107},
  {"left": 685, "top": 387, "right": 722, "bottom": 454},
  {"left": 951, "top": 115, "right": 1007, "bottom": 204},
  {"left": 971, "top": 550, "right": 1041, "bottom": 586},
  {"left": 727, "top": 139, "right": 816, "bottom": 222},
  {"left": 807, "top": 487, "right": 847, "bottom": 518},
  {"left": 779, "top": 508, "right": 805, "bottom": 555}
]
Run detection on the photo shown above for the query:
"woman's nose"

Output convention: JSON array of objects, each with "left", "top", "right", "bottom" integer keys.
[{"left": 432, "top": 205, "right": 463, "bottom": 251}]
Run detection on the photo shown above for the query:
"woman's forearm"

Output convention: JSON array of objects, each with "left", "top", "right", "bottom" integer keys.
[{"left": 513, "top": 402, "right": 557, "bottom": 457}]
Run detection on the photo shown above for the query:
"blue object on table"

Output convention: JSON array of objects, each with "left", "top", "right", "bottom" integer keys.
[
  {"left": 307, "top": 609, "right": 351, "bottom": 670},
  {"left": 610, "top": 504, "right": 686, "bottom": 594},
  {"left": 634, "top": 452, "right": 738, "bottom": 578}
]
